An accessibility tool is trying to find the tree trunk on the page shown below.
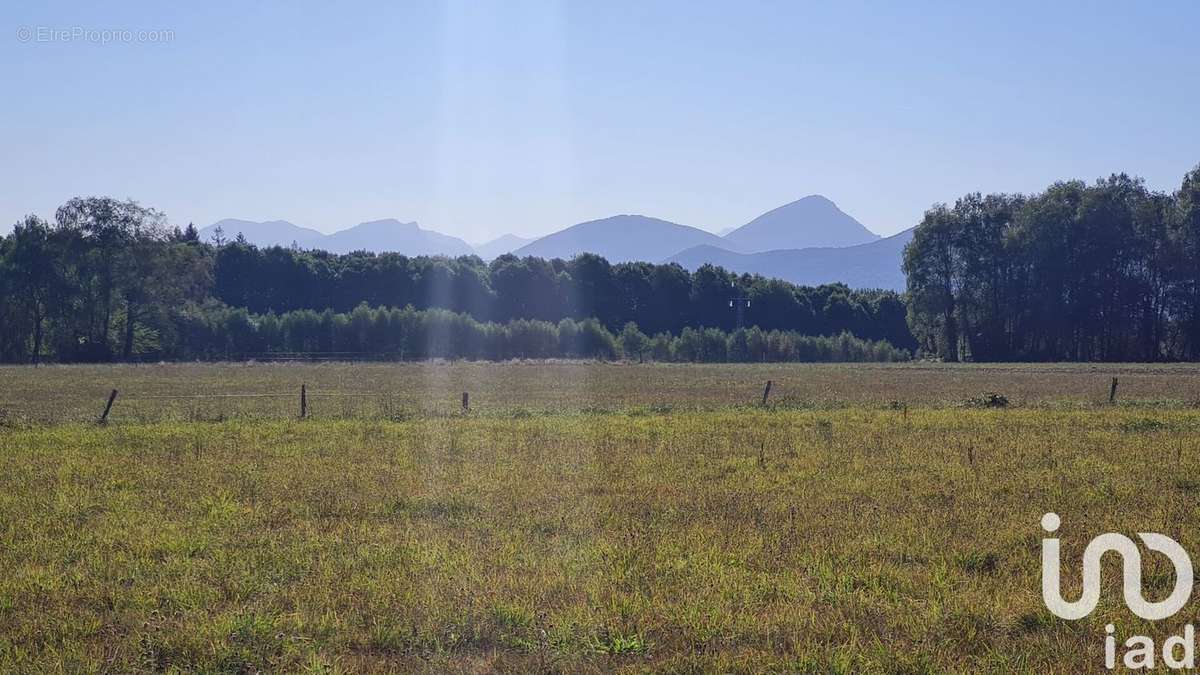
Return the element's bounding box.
[101,272,113,352]
[122,301,136,360]
[943,311,959,361]
[31,306,43,366]
[942,289,959,362]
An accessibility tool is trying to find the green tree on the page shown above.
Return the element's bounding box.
[3,216,70,362]
[618,321,649,361]
[903,205,961,360]
[55,197,170,359]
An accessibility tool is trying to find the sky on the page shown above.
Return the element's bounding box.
[3,1,1199,242]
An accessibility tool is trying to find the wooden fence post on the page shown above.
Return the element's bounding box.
[300,383,307,419]
[462,392,469,412]
[761,380,772,406]
[1109,377,1119,403]
[98,389,118,424]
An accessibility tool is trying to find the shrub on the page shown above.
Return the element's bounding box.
[963,392,1009,408]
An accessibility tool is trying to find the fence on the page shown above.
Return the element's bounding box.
[0,378,789,426]
[0,366,1143,427]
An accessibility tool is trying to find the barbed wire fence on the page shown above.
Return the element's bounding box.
[0,378,784,425]
[0,371,1141,427]
[0,386,471,425]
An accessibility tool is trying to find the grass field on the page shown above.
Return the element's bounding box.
[4,361,1200,424]
[3,362,1200,672]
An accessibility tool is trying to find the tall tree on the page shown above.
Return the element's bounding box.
[3,216,68,362]
[903,205,960,360]
[54,197,169,359]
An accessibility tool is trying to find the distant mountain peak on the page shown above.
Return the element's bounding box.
[323,218,472,255]
[354,218,419,229]
[723,194,879,252]
[667,227,914,291]
[514,214,738,263]
[794,194,836,204]
[474,233,534,260]
[198,217,473,256]
[199,218,326,248]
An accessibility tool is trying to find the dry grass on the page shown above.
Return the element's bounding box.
[3,361,1200,423]
[2,363,1199,671]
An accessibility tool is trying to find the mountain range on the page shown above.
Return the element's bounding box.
[199,195,909,290]
[666,228,913,291]
[202,219,327,249]
[200,218,474,256]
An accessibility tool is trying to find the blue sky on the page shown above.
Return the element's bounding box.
[3,1,1198,240]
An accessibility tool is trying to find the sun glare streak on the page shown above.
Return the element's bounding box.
[425,0,583,436]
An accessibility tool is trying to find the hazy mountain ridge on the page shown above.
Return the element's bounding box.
[198,218,474,256]
[666,228,914,291]
[200,219,327,249]
[323,219,474,256]
[474,234,534,260]
[513,214,738,263]
[198,194,905,290]
[723,195,879,251]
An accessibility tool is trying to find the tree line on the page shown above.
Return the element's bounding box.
[212,238,912,345]
[177,304,909,363]
[904,165,1200,361]
[0,196,913,363]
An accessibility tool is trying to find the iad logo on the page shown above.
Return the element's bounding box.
[1041,512,1193,620]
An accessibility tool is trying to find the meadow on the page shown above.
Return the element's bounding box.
[2,362,1200,672]
[4,361,1200,423]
